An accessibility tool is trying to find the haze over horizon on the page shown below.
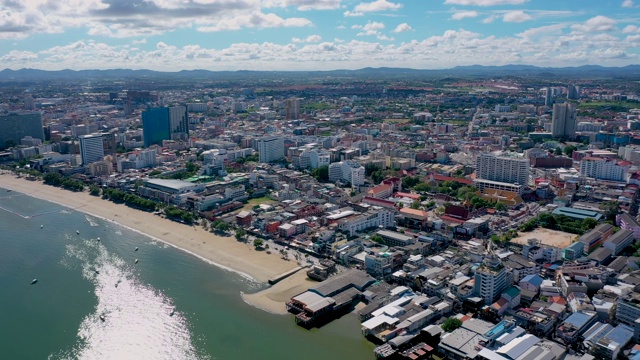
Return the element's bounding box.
[1,0,639,71]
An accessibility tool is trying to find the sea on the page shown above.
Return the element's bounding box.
[0,187,375,360]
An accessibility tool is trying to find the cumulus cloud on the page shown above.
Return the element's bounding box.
[197,12,312,32]
[344,11,364,17]
[393,23,412,33]
[263,0,342,11]
[571,15,617,32]
[623,25,640,33]
[503,10,532,23]
[1,26,637,71]
[451,10,479,20]
[353,0,402,13]
[444,0,526,5]
[292,34,322,43]
[622,0,634,7]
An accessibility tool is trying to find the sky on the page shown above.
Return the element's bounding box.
[0,0,639,71]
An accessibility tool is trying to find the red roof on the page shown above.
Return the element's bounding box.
[432,173,473,185]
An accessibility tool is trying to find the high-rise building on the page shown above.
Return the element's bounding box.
[257,137,285,163]
[79,134,105,165]
[328,160,365,186]
[0,112,44,150]
[24,95,35,110]
[545,87,553,107]
[101,132,117,159]
[285,98,300,120]
[168,106,189,141]
[567,85,579,100]
[142,107,170,147]
[579,158,630,182]
[474,255,508,305]
[551,103,577,139]
[476,152,529,186]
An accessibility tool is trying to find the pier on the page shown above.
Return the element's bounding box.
[268,264,310,285]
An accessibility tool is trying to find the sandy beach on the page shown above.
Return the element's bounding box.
[0,172,312,313]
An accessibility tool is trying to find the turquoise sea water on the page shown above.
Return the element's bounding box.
[0,188,374,359]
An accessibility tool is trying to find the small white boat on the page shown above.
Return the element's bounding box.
[135,259,139,264]
[99,315,106,322]
[31,279,38,285]
[135,247,139,251]
[40,225,43,229]
[76,230,80,234]
[97,237,100,241]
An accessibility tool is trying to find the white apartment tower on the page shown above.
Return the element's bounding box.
[328,160,365,186]
[79,134,105,165]
[476,152,529,186]
[551,103,577,139]
[474,255,508,305]
[257,137,285,163]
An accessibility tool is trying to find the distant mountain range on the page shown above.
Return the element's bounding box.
[1,64,640,81]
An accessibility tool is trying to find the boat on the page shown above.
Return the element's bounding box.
[95,270,100,274]
[169,310,175,317]
[40,225,43,229]
[76,230,80,234]
[31,279,38,285]
[99,315,106,322]
[135,259,139,264]
[97,237,100,241]
[135,247,139,251]
[7,189,12,192]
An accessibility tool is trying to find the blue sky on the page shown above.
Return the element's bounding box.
[0,0,639,70]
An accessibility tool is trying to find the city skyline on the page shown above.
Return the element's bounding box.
[0,0,639,71]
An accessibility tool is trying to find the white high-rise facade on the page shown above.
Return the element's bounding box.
[551,103,577,139]
[257,137,285,163]
[579,158,629,182]
[474,256,508,305]
[79,134,105,165]
[476,153,529,186]
[328,160,365,186]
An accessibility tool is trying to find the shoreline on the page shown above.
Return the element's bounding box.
[0,173,302,289]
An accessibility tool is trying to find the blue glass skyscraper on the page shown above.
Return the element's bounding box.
[142,108,170,147]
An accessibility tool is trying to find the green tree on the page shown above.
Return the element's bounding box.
[600,201,620,221]
[371,234,385,244]
[554,147,563,156]
[235,228,246,241]
[563,145,577,157]
[89,184,101,196]
[414,183,431,193]
[311,166,329,181]
[441,317,463,332]
[253,238,264,248]
[213,220,229,233]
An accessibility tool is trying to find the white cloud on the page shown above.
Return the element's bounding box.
[622,0,634,7]
[262,0,342,11]
[197,12,312,32]
[393,23,412,33]
[503,10,532,23]
[353,0,402,13]
[451,10,479,20]
[132,38,148,44]
[482,15,496,23]
[623,25,640,33]
[0,23,640,71]
[444,0,526,5]
[571,15,617,32]
[344,11,364,17]
[292,34,322,43]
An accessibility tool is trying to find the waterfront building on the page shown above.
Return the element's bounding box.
[551,103,577,139]
[257,137,285,163]
[142,107,170,147]
[0,112,44,150]
[79,134,105,165]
